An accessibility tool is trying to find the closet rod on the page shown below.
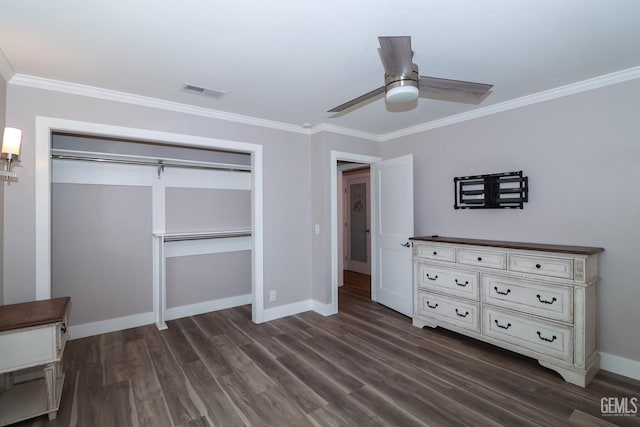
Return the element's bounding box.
[51,154,251,173]
[163,231,252,242]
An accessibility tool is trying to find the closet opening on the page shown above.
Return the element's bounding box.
[45,128,261,339]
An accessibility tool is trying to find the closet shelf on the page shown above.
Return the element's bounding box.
[51,149,251,172]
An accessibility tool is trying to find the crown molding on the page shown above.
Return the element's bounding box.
[8,65,640,143]
[309,123,381,142]
[0,48,15,83]
[8,74,311,135]
[380,66,640,142]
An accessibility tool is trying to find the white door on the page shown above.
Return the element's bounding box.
[344,171,371,275]
[372,155,414,316]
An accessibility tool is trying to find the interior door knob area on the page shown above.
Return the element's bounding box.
[401,242,411,247]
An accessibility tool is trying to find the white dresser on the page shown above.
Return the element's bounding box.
[411,236,603,387]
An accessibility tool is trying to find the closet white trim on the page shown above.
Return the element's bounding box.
[35,116,265,326]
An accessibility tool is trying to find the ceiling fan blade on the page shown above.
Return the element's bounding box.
[378,36,413,76]
[419,76,493,100]
[327,86,385,113]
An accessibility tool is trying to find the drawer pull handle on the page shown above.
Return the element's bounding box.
[426,274,438,281]
[494,319,511,329]
[537,331,557,343]
[61,323,67,334]
[433,251,437,255]
[535,264,542,269]
[494,286,511,296]
[426,301,439,309]
[455,279,469,287]
[536,294,557,305]
[477,257,483,261]
[455,308,469,318]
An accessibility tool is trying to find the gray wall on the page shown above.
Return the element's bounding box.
[165,188,251,233]
[51,184,153,324]
[166,251,251,308]
[381,79,640,363]
[3,84,312,311]
[0,74,5,305]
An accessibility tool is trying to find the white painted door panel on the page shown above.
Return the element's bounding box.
[372,155,414,316]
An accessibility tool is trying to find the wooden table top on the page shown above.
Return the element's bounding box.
[0,297,70,332]
[410,236,604,255]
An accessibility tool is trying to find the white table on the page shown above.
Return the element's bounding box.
[0,297,70,425]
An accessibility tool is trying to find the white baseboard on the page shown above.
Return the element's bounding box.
[312,300,337,316]
[69,294,252,339]
[165,294,251,321]
[600,352,640,381]
[69,312,155,339]
[263,300,313,322]
[261,299,337,322]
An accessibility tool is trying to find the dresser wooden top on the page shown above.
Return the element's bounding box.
[410,236,604,255]
[0,297,70,332]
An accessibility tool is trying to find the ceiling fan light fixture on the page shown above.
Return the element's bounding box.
[386,85,419,104]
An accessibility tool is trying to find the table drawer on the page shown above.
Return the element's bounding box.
[56,307,70,354]
[414,244,455,262]
[416,263,479,300]
[483,307,573,362]
[457,248,506,270]
[416,291,479,332]
[509,254,573,279]
[483,274,573,322]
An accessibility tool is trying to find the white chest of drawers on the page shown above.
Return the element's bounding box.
[411,236,603,387]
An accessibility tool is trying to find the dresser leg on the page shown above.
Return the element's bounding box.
[44,363,58,413]
[412,318,437,329]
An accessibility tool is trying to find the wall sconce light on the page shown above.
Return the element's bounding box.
[1,127,22,181]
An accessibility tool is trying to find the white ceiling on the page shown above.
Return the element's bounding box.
[1,1,640,137]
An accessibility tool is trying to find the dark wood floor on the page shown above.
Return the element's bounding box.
[343,269,371,300]
[15,274,640,426]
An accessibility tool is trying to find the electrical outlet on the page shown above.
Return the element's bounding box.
[269,290,277,302]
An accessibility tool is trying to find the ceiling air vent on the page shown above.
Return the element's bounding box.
[183,83,226,99]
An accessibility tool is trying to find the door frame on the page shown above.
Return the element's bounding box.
[34,116,265,323]
[330,151,381,314]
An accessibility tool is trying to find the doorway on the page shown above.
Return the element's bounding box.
[341,165,371,300]
[331,151,414,317]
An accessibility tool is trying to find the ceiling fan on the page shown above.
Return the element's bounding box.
[328,36,493,113]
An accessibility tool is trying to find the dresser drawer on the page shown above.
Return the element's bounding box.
[508,254,573,279]
[416,291,479,332]
[483,307,573,362]
[414,244,455,262]
[457,248,506,270]
[483,274,573,322]
[416,263,479,300]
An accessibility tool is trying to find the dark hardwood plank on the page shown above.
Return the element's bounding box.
[180,360,246,427]
[15,285,640,426]
[141,326,201,426]
[240,341,327,413]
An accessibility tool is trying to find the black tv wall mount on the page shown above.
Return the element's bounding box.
[454,170,528,209]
